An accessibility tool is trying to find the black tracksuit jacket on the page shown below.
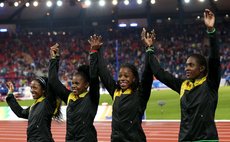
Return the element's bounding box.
[48,54,100,142]
[91,50,153,142]
[146,31,220,141]
[6,85,57,142]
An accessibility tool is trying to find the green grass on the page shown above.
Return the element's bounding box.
[146,89,180,119]
[98,86,230,119]
[215,86,230,119]
[0,99,34,107]
[146,86,230,120]
[1,86,229,119]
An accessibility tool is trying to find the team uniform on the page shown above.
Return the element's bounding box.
[6,86,57,142]
[146,31,220,141]
[48,55,100,142]
[91,50,153,142]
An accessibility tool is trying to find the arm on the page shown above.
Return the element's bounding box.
[204,9,221,91]
[139,51,153,104]
[89,51,100,104]
[98,49,117,97]
[147,51,183,93]
[141,28,183,93]
[48,44,71,104]
[45,44,60,112]
[88,35,117,98]
[6,82,29,119]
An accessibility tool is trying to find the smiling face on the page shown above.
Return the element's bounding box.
[118,67,136,91]
[185,56,205,80]
[30,80,44,100]
[71,74,89,96]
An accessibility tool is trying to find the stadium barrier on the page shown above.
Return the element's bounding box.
[0,105,113,121]
[0,103,147,121]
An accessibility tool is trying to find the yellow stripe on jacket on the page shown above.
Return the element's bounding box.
[180,76,207,98]
[113,89,132,100]
[30,96,45,111]
[67,91,88,104]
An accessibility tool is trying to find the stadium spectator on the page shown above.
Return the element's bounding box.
[49,43,100,142]
[225,74,230,86]
[5,76,62,142]
[88,34,153,142]
[142,9,220,141]
[0,20,229,85]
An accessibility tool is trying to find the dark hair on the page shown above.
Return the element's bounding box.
[74,65,90,83]
[119,63,139,91]
[189,54,208,75]
[53,98,62,121]
[35,76,48,91]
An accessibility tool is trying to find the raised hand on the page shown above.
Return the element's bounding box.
[6,81,14,95]
[204,9,215,31]
[141,28,156,48]
[50,43,60,59]
[88,34,103,51]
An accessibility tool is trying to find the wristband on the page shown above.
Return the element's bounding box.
[146,46,155,53]
[7,92,13,96]
[207,28,216,34]
[90,49,98,53]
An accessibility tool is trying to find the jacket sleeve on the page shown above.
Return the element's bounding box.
[89,52,100,104]
[139,52,153,103]
[48,58,71,104]
[97,49,117,99]
[45,82,58,115]
[147,50,183,94]
[6,93,29,119]
[207,30,221,91]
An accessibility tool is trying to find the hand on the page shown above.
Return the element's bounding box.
[204,9,215,31]
[141,28,156,48]
[88,34,103,51]
[6,81,14,94]
[50,43,60,59]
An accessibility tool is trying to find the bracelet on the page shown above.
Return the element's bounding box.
[90,49,98,53]
[207,28,216,34]
[146,46,155,52]
[146,48,154,52]
[7,92,13,96]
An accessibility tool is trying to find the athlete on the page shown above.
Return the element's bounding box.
[142,9,220,141]
[6,76,61,142]
[49,43,100,142]
[88,34,153,142]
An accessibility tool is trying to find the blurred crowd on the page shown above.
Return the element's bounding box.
[0,22,229,90]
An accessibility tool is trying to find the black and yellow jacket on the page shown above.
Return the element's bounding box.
[6,86,57,142]
[91,49,153,142]
[146,31,220,142]
[48,54,100,142]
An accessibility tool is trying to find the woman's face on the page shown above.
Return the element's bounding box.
[185,57,204,80]
[118,67,135,91]
[71,74,89,96]
[30,80,44,99]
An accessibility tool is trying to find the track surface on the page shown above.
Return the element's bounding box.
[0,121,229,142]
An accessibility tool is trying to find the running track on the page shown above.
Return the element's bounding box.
[0,121,229,142]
